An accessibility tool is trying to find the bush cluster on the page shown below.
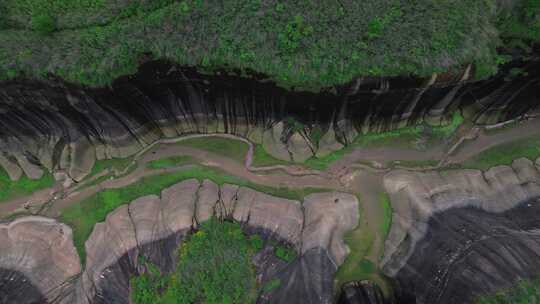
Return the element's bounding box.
[0,0,538,88]
[131,218,260,304]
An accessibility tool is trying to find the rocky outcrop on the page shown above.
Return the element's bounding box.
[0,179,359,304]
[302,192,359,265]
[382,157,540,303]
[1,60,538,180]
[0,217,81,303]
[316,127,344,158]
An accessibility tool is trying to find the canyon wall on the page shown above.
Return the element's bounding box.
[0,59,539,182]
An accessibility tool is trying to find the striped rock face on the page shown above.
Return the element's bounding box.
[0,179,358,304]
[381,158,540,304]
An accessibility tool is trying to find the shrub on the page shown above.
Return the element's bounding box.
[131,218,259,304]
[31,13,56,34]
[275,245,297,262]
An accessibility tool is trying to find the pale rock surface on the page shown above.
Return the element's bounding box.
[1,179,359,304]
[233,187,304,245]
[0,153,22,181]
[316,128,344,158]
[69,137,96,182]
[302,192,359,265]
[263,122,291,161]
[195,179,220,223]
[215,183,239,218]
[160,178,198,231]
[0,217,81,302]
[287,132,313,162]
[13,151,43,180]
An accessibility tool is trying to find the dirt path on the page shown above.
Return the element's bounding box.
[2,117,540,273]
[42,145,342,217]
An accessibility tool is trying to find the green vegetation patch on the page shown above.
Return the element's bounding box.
[304,147,350,171]
[90,157,134,177]
[262,278,281,293]
[356,126,423,149]
[431,111,465,139]
[179,137,248,164]
[0,168,54,203]
[303,112,464,170]
[335,223,377,286]
[146,155,194,169]
[462,135,540,170]
[251,144,290,167]
[0,0,511,89]
[131,217,259,304]
[274,245,297,263]
[379,192,393,243]
[475,278,540,303]
[60,164,329,263]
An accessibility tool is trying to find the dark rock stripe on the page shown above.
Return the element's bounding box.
[0,268,47,304]
[395,197,540,304]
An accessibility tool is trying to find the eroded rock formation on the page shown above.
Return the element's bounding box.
[382,157,540,303]
[0,179,359,304]
[1,59,539,182]
[0,217,80,303]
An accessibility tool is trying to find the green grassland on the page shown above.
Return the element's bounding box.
[1,0,538,89]
[131,218,297,303]
[462,135,540,170]
[0,168,54,202]
[146,155,194,169]
[379,192,393,251]
[90,157,133,176]
[335,195,387,294]
[251,144,290,167]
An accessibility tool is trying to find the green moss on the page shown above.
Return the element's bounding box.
[251,144,290,167]
[475,278,540,303]
[179,136,249,164]
[431,111,465,138]
[60,164,329,263]
[356,126,424,149]
[262,278,281,293]
[379,192,392,246]
[274,245,297,263]
[304,147,350,171]
[146,156,194,169]
[0,168,55,203]
[304,112,464,170]
[462,135,540,170]
[131,217,259,304]
[335,195,372,283]
[90,157,134,177]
